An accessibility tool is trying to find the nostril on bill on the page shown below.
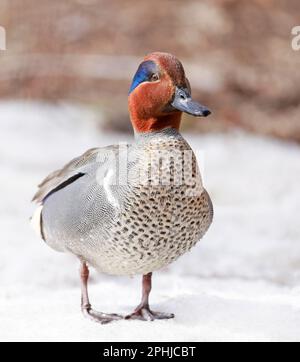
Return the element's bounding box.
[202,109,211,117]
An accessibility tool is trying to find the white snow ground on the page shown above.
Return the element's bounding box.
[1,101,300,342]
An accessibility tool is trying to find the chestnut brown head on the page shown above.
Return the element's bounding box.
[128,52,211,133]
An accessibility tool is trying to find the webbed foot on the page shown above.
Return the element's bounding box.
[125,305,174,321]
[81,303,123,324]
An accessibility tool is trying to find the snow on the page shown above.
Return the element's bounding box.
[1,100,300,342]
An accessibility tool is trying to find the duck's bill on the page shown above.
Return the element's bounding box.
[171,87,211,117]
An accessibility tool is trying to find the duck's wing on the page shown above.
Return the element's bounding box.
[32,145,120,204]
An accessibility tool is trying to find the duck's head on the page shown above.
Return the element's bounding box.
[128,52,211,134]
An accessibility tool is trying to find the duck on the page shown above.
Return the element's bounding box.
[31,52,213,323]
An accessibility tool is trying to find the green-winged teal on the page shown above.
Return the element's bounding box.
[32,52,213,323]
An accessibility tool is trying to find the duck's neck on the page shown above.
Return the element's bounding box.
[131,113,182,135]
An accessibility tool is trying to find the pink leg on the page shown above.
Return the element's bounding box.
[80,262,122,324]
[125,273,174,321]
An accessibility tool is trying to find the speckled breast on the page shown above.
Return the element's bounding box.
[88,135,213,276]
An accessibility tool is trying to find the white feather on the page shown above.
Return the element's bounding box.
[103,169,119,208]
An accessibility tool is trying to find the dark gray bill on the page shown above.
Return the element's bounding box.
[171,87,211,117]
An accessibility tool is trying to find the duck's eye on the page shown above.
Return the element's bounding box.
[150,73,159,82]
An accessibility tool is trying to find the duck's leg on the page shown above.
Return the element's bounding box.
[80,261,122,324]
[125,272,174,321]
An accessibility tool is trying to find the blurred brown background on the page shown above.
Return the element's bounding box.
[1,0,299,140]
